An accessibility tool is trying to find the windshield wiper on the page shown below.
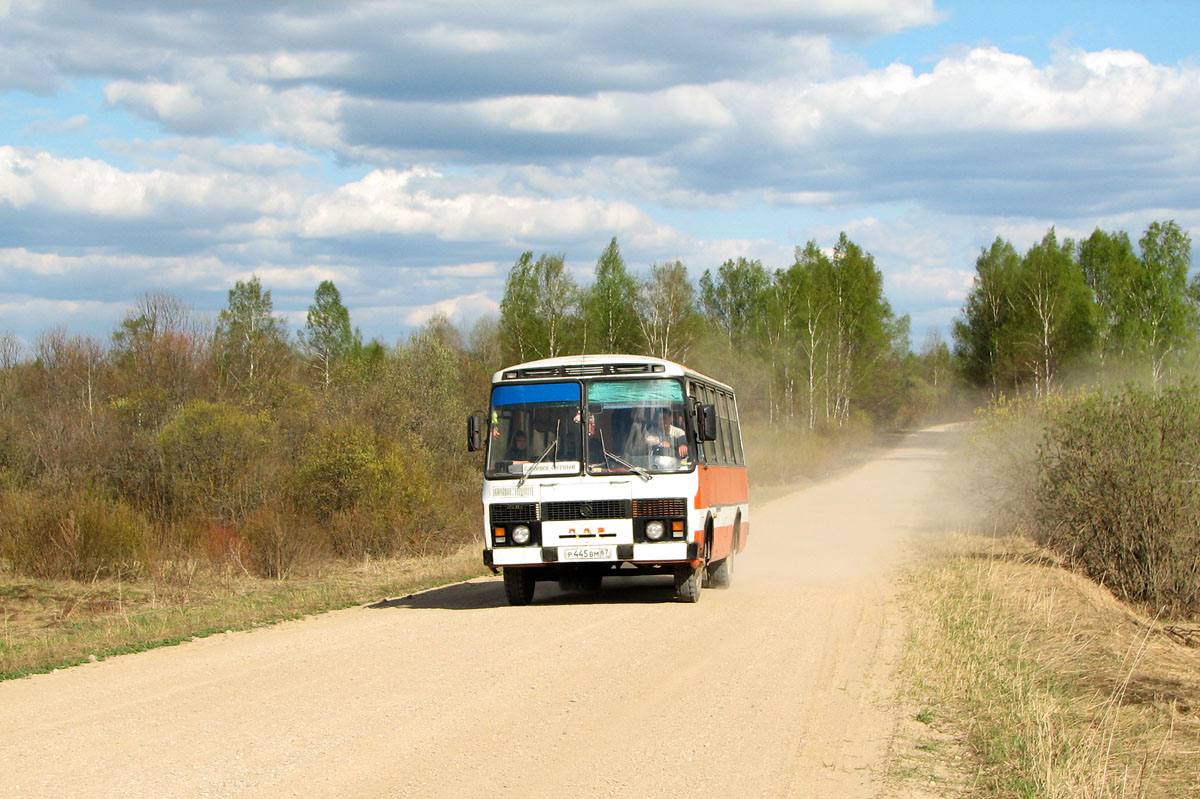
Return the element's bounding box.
[517,420,560,489]
[598,428,652,482]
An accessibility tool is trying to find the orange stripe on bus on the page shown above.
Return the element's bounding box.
[694,464,749,509]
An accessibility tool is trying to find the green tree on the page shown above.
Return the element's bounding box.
[637,261,702,361]
[1131,220,1196,385]
[498,252,580,362]
[301,280,358,388]
[214,276,290,403]
[1011,229,1095,396]
[825,233,895,425]
[953,237,1021,393]
[699,257,770,349]
[1078,228,1138,363]
[580,237,642,354]
[791,242,834,429]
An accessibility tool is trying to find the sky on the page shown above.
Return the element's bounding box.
[1,0,1198,349]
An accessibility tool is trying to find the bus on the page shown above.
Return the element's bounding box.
[467,354,749,604]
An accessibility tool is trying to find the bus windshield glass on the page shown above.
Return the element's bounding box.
[486,382,583,479]
[585,378,692,475]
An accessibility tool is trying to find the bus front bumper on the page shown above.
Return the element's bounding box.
[484,542,698,568]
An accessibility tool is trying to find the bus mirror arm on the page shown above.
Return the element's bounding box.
[697,404,718,442]
[467,414,484,452]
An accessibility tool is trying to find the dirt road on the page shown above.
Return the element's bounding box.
[0,427,955,798]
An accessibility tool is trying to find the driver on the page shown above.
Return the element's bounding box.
[504,429,530,461]
[645,407,687,459]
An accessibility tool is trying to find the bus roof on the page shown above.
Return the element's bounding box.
[492,354,734,393]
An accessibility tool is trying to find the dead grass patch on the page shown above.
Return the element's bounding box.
[899,534,1200,798]
[0,546,487,681]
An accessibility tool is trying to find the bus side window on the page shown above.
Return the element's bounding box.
[728,394,745,465]
[688,381,707,464]
[717,392,735,465]
[708,385,728,464]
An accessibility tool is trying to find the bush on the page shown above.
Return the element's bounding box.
[241,506,325,579]
[158,400,274,521]
[1037,384,1200,617]
[289,423,433,557]
[1,488,152,579]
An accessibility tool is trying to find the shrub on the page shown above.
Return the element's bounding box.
[2,488,152,579]
[291,425,431,514]
[158,400,274,521]
[1037,384,1200,617]
[241,506,325,579]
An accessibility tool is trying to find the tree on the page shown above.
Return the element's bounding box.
[699,257,770,349]
[824,233,894,425]
[580,237,642,354]
[214,276,290,402]
[301,280,358,388]
[790,242,834,429]
[637,261,701,361]
[499,251,539,363]
[953,237,1021,393]
[1130,220,1196,385]
[498,252,580,362]
[110,292,207,427]
[1078,228,1138,363]
[919,329,953,390]
[1012,229,1095,396]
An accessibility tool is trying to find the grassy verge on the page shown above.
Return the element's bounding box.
[897,535,1200,798]
[0,547,487,681]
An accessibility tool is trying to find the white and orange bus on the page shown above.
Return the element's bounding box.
[467,355,749,604]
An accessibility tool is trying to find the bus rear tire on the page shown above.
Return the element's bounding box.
[707,548,734,589]
[503,568,536,605]
[674,563,702,603]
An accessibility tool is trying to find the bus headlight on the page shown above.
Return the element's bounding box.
[511,525,532,545]
[645,520,665,541]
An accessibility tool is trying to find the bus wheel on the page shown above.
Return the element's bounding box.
[707,547,734,589]
[673,563,702,603]
[503,568,536,605]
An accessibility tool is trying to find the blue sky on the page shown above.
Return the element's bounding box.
[1,0,1198,349]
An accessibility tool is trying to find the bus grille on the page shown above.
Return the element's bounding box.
[490,503,539,524]
[541,499,631,521]
[632,498,688,518]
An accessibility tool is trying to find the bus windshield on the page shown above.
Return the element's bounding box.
[486,382,583,479]
[585,378,692,475]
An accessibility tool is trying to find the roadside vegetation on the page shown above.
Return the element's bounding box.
[1,233,954,678]
[893,218,1200,796]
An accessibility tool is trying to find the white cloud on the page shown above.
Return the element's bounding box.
[298,167,684,248]
[889,266,974,302]
[428,261,500,278]
[0,146,305,220]
[402,291,500,326]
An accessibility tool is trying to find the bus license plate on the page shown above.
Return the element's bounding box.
[560,545,616,562]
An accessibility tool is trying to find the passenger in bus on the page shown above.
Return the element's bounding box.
[504,429,529,462]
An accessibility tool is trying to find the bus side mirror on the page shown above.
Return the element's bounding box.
[697,404,718,442]
[467,415,484,452]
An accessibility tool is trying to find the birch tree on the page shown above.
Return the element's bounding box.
[581,237,642,354]
[637,261,701,361]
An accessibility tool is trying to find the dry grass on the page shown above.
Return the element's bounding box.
[899,534,1200,798]
[0,547,487,681]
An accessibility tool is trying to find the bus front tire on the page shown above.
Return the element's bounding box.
[503,568,536,605]
[707,548,735,589]
[674,563,703,603]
